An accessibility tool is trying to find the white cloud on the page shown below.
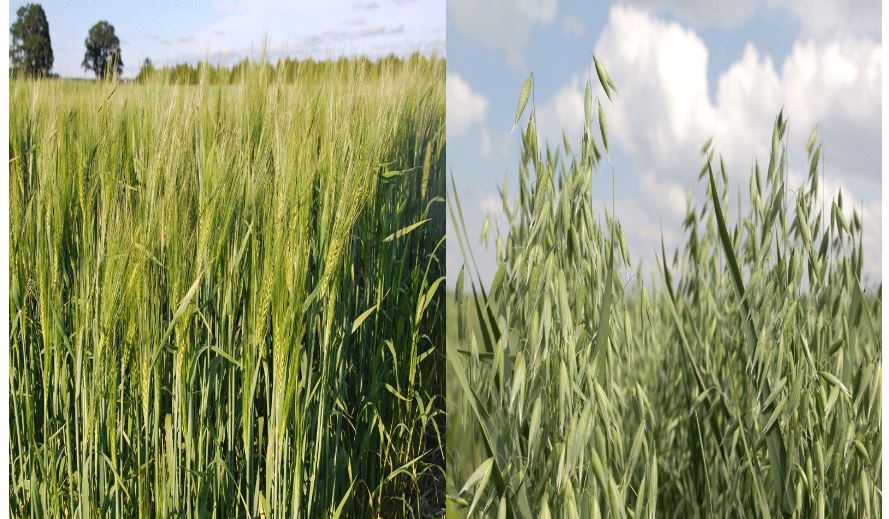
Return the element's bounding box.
[562,15,584,37]
[596,7,715,172]
[780,37,881,193]
[768,0,880,37]
[448,0,557,70]
[517,0,557,22]
[859,202,881,283]
[609,198,682,266]
[155,0,444,68]
[480,126,494,158]
[626,0,880,36]
[625,0,758,28]
[447,73,490,138]
[479,194,504,214]
[537,74,585,143]
[536,5,881,276]
[590,5,880,183]
[640,173,688,219]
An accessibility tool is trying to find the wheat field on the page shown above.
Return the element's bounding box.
[10,56,445,517]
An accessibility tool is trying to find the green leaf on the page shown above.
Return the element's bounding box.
[498,496,507,519]
[383,218,430,242]
[417,275,445,322]
[331,478,356,519]
[461,457,494,516]
[708,165,755,350]
[351,303,379,334]
[528,396,542,452]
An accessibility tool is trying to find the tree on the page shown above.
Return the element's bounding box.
[82,21,122,78]
[10,3,54,78]
[136,58,154,83]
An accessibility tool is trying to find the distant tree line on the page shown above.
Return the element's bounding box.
[10,2,122,79]
[135,53,437,85]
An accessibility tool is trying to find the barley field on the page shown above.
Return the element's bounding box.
[10,56,445,517]
[447,59,880,518]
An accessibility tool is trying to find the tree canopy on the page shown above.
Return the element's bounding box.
[82,21,122,78]
[136,58,155,82]
[10,3,54,77]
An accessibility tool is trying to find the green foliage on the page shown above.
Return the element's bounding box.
[136,58,155,82]
[10,56,445,517]
[133,53,435,85]
[448,56,880,518]
[82,20,122,79]
[10,3,54,78]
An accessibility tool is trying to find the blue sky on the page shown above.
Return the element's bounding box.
[9,0,445,78]
[447,0,881,285]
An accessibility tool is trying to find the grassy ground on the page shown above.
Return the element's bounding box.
[447,61,880,518]
[10,56,445,517]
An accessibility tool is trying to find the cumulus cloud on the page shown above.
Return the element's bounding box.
[537,74,585,142]
[626,0,758,28]
[538,5,880,276]
[596,7,716,171]
[448,0,557,69]
[780,37,881,192]
[591,5,880,178]
[447,73,490,137]
[771,0,880,36]
[627,0,880,36]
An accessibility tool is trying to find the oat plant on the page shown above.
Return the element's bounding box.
[447,56,880,518]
